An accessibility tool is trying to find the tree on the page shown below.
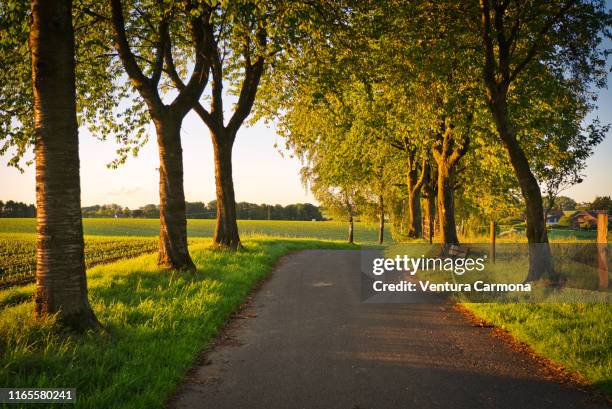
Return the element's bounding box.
[172,2,268,250]
[108,0,211,270]
[312,181,359,244]
[554,196,577,211]
[591,196,612,212]
[421,162,437,243]
[168,1,330,249]
[1,0,146,170]
[477,0,610,281]
[30,0,99,330]
[537,116,607,219]
[457,129,523,237]
[433,117,471,246]
[1,0,206,270]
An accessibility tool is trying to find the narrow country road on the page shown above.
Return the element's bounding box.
[169,250,606,409]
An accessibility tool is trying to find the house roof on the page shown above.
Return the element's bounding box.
[563,210,608,218]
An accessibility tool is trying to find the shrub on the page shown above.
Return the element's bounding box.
[557,216,571,228]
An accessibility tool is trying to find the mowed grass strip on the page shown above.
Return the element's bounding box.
[0,233,158,286]
[464,303,612,395]
[0,218,392,244]
[0,237,355,409]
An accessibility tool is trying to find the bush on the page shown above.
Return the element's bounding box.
[557,216,570,228]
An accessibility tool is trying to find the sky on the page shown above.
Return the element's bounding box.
[0,109,317,208]
[1,29,611,209]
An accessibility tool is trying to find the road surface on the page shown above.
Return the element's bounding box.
[169,250,606,409]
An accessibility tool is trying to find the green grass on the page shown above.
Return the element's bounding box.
[0,237,356,409]
[461,228,608,243]
[0,218,392,244]
[464,303,612,395]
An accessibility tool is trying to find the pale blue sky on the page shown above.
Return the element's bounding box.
[1,26,611,208]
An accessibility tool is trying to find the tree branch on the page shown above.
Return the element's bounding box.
[110,0,162,112]
[226,26,267,138]
[509,0,577,82]
[169,4,212,118]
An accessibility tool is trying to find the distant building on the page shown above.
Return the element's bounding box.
[567,210,603,230]
[546,209,564,225]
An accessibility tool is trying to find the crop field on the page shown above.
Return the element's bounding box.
[0,233,158,286]
[0,218,388,286]
[0,218,603,287]
[0,218,391,241]
[0,218,602,288]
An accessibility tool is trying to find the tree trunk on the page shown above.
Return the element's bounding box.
[437,165,459,246]
[406,171,423,238]
[212,131,241,249]
[422,195,436,244]
[407,188,422,238]
[348,213,354,244]
[489,98,555,281]
[31,0,99,331]
[422,162,437,244]
[378,194,385,245]
[154,114,195,271]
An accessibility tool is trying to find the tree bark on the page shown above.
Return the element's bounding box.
[212,130,241,249]
[378,194,385,245]
[154,114,195,270]
[31,0,99,331]
[437,164,459,246]
[433,121,468,247]
[406,177,422,238]
[348,213,354,244]
[422,195,436,244]
[404,152,425,238]
[422,163,437,244]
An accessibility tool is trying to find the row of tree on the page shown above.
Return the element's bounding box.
[0,0,352,330]
[0,1,609,331]
[0,200,36,217]
[0,200,323,220]
[546,195,612,213]
[81,201,323,220]
[253,0,610,282]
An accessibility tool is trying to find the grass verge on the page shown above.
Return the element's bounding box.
[0,237,355,409]
[463,303,612,396]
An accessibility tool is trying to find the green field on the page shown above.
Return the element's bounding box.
[0,233,158,286]
[0,218,391,243]
[0,218,388,285]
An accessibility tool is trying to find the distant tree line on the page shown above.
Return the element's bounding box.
[545,195,612,213]
[82,201,323,221]
[0,200,36,217]
[7,197,610,220]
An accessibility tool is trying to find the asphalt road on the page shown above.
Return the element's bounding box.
[168,250,607,409]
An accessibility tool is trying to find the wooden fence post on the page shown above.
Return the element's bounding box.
[490,219,496,263]
[597,212,608,290]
